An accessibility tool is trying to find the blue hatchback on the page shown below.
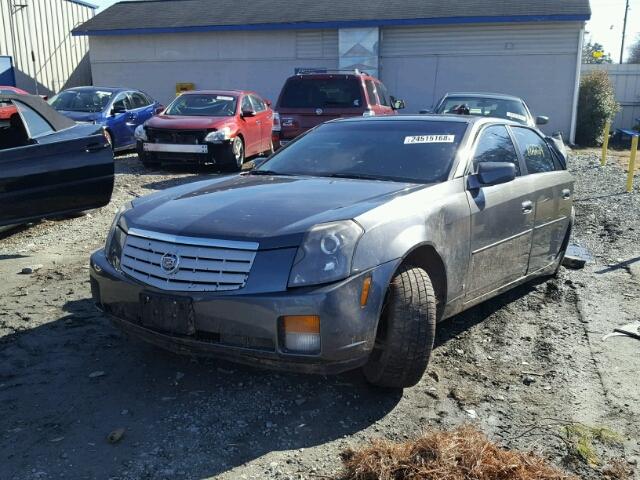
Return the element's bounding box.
[49,86,163,151]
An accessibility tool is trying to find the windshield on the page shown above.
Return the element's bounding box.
[279,77,364,109]
[257,120,466,183]
[49,90,113,113]
[165,94,237,116]
[436,96,530,124]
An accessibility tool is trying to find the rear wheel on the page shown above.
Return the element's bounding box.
[363,265,437,389]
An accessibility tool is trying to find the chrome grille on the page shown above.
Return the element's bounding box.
[120,228,258,292]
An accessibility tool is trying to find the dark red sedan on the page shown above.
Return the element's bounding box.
[135,90,274,171]
[0,86,29,121]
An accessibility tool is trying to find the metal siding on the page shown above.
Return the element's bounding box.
[90,30,339,104]
[380,23,582,138]
[0,0,94,94]
[582,64,640,130]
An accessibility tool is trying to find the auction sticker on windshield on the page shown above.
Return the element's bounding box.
[404,135,455,144]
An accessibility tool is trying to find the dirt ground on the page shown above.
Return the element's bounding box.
[0,151,639,480]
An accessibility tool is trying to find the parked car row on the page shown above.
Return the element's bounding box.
[2,74,573,389]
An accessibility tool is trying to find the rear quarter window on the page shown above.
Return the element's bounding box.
[279,77,364,109]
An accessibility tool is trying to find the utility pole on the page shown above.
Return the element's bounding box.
[620,0,630,63]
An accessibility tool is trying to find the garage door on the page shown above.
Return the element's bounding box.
[380,23,582,137]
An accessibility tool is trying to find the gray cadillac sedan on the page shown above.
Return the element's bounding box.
[90,115,573,388]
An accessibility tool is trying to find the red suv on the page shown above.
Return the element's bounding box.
[274,69,404,147]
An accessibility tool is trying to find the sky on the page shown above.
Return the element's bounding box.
[90,0,640,63]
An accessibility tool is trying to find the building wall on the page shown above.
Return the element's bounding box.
[88,21,582,139]
[89,30,338,105]
[379,22,583,139]
[0,0,94,95]
[582,63,640,130]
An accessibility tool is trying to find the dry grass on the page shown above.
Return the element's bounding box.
[336,425,578,480]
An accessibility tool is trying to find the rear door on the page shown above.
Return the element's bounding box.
[0,99,114,226]
[510,126,573,273]
[464,124,537,302]
[130,91,155,126]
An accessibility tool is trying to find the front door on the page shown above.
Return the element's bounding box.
[510,126,574,273]
[108,92,135,148]
[240,95,260,156]
[464,124,536,302]
[0,100,114,226]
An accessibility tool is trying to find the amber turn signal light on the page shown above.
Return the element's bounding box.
[360,276,372,307]
[282,316,321,354]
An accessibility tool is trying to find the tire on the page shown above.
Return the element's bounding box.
[223,137,245,172]
[140,155,160,169]
[552,221,573,276]
[363,265,437,389]
[104,130,114,150]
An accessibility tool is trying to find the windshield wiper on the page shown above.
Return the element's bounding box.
[325,173,392,181]
[247,170,294,176]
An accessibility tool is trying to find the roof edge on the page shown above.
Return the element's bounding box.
[73,13,591,36]
[66,0,97,9]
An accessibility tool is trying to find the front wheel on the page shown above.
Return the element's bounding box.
[363,265,437,389]
[222,137,245,172]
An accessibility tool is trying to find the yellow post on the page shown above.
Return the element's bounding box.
[601,121,611,166]
[627,134,638,193]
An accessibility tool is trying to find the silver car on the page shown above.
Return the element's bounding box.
[90,115,573,388]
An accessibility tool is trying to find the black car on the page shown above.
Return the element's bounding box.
[0,94,114,228]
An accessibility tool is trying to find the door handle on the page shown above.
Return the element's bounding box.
[521,200,533,214]
[86,143,105,153]
[562,189,571,199]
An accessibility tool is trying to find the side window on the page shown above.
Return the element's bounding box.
[472,125,520,175]
[241,96,254,112]
[249,95,266,112]
[130,92,150,109]
[511,127,556,174]
[376,82,391,107]
[112,93,131,112]
[14,101,54,138]
[364,80,379,105]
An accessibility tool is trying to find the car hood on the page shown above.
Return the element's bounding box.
[145,114,232,130]
[125,175,420,249]
[56,110,103,123]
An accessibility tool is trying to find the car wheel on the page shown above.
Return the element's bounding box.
[362,264,437,389]
[224,137,244,172]
[104,130,114,150]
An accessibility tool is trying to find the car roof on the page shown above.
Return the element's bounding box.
[182,90,249,96]
[0,85,28,94]
[441,92,524,102]
[332,113,523,127]
[63,86,129,93]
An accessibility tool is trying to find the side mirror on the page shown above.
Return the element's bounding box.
[111,105,126,116]
[390,96,405,110]
[536,115,549,126]
[467,162,516,190]
[241,108,256,117]
[155,105,165,115]
[265,99,272,107]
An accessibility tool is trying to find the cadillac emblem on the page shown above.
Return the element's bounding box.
[160,252,180,274]
[315,108,323,116]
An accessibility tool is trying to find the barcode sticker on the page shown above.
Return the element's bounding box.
[404,135,455,144]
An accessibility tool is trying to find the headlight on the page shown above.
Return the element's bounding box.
[205,127,231,143]
[134,124,147,141]
[105,202,132,271]
[288,220,364,287]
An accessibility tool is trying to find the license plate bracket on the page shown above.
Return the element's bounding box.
[140,293,195,335]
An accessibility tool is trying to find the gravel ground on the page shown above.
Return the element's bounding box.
[0,151,638,480]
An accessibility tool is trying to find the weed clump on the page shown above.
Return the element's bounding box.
[337,425,577,480]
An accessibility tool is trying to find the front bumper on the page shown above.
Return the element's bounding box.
[136,140,232,166]
[90,249,399,374]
